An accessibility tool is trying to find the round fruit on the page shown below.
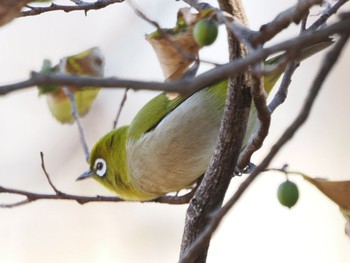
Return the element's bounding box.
[277,180,299,208]
[193,19,218,46]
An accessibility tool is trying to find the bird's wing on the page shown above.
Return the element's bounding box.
[127,92,190,141]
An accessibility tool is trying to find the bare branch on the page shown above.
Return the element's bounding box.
[0,184,196,207]
[179,1,250,262]
[237,76,271,169]
[268,61,297,112]
[308,0,349,31]
[250,0,323,45]
[0,152,196,208]
[63,87,90,162]
[40,151,63,195]
[20,0,124,17]
[1,17,348,96]
[113,88,129,129]
[179,31,350,263]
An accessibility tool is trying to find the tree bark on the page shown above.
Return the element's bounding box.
[179,1,250,262]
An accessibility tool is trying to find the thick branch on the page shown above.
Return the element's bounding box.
[179,30,350,263]
[179,1,250,262]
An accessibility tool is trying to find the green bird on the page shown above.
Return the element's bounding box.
[77,41,332,201]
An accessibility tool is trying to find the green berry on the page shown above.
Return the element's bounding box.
[277,180,299,208]
[193,19,218,46]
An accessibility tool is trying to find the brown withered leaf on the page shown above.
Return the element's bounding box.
[303,175,350,210]
[147,31,199,81]
[303,175,350,237]
[146,7,215,81]
[0,0,30,26]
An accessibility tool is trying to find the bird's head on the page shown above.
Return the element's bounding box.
[77,126,130,195]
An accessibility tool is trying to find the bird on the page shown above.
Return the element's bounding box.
[77,40,332,201]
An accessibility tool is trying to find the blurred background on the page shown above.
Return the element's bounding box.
[0,0,349,262]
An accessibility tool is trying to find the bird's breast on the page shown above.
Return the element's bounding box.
[126,88,225,196]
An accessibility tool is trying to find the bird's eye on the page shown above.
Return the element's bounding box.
[94,57,103,67]
[94,158,107,177]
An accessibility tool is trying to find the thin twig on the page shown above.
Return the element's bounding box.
[0,152,196,208]
[268,61,297,112]
[237,76,271,169]
[40,151,63,195]
[0,185,196,207]
[113,88,129,129]
[63,87,90,162]
[20,0,124,17]
[307,0,349,31]
[0,198,31,208]
[250,0,323,45]
[179,32,350,263]
[301,10,310,32]
[265,166,309,177]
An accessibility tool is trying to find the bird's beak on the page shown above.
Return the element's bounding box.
[76,170,94,181]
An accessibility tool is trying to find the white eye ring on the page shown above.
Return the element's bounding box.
[94,158,107,177]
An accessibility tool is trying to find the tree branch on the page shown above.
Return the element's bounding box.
[0,152,197,208]
[179,30,350,263]
[308,0,349,31]
[63,87,90,162]
[250,0,323,45]
[20,0,124,17]
[237,75,271,169]
[1,16,348,96]
[268,61,297,112]
[179,0,250,262]
[113,88,129,129]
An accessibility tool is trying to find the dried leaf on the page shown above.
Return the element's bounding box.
[147,31,199,81]
[303,175,350,210]
[303,175,350,238]
[0,0,30,26]
[146,8,216,81]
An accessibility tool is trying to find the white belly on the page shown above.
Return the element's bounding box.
[126,88,225,196]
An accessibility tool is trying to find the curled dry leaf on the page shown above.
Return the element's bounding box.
[303,175,350,237]
[146,7,215,81]
[146,31,199,81]
[302,175,350,211]
[0,0,30,26]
